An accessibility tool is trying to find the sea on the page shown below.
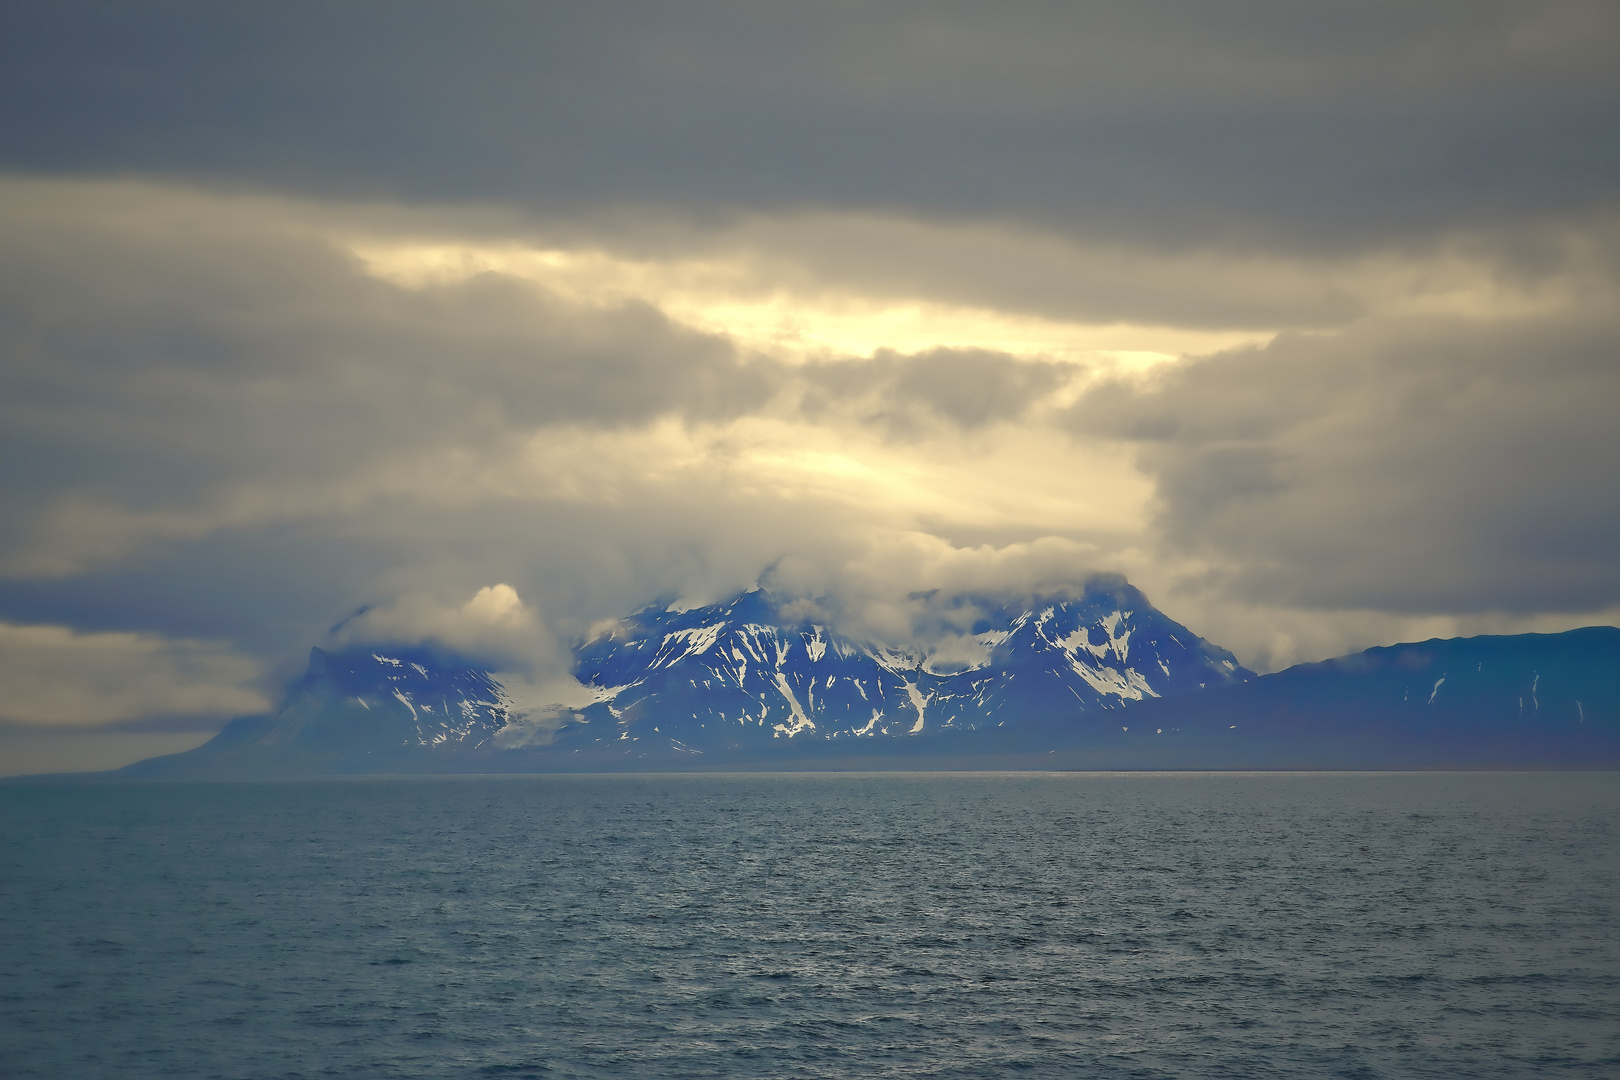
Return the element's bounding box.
[2,772,1617,1079]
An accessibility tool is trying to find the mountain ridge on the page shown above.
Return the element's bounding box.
[89,584,1620,776]
[566,580,1252,752]
[1090,625,1620,768]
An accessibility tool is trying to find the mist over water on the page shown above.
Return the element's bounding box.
[3,773,1617,1079]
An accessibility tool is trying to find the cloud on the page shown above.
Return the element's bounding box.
[1068,306,1620,616]
[0,622,268,728]
[0,179,787,578]
[330,582,625,745]
[349,209,1607,351]
[2,4,1616,251]
[760,533,1116,645]
[332,584,561,675]
[0,180,1155,615]
[0,173,1615,744]
[800,348,1078,435]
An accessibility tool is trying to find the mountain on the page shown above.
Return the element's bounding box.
[1089,626,1620,768]
[112,586,1620,776]
[566,581,1251,755]
[122,646,518,775]
[122,579,1251,774]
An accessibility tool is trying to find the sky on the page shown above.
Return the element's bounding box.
[2,1,1618,774]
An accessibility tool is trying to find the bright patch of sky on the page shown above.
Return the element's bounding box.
[349,237,1267,369]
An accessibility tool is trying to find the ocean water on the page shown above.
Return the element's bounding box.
[1,773,1617,1079]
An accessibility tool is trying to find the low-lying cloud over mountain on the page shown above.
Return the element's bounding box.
[1,4,1616,772]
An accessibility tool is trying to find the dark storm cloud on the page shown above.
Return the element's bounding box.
[1068,308,1620,615]
[2,2,1616,251]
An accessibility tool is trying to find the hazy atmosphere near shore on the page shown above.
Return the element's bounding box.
[2,2,1619,774]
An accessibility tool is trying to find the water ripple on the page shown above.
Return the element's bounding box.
[1,772,1617,1079]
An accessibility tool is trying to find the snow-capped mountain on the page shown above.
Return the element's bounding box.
[127,577,1252,772]
[190,646,517,762]
[115,602,1618,776]
[561,579,1252,756]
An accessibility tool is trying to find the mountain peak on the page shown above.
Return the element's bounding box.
[565,579,1252,755]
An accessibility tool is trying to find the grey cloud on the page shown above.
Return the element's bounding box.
[1069,309,1620,615]
[0,187,779,560]
[328,584,566,681]
[0,220,766,433]
[4,171,1615,762]
[757,536,1117,649]
[800,348,1076,434]
[0,184,856,685]
[0,184,1114,685]
[0,482,858,691]
[1,2,1615,253]
[0,621,267,729]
